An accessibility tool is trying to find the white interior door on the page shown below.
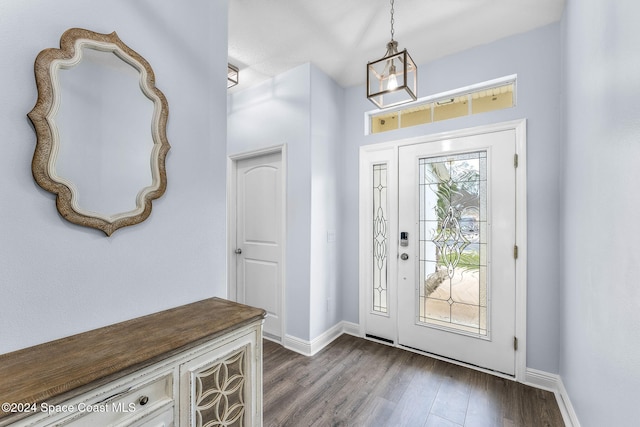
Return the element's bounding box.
[235,152,283,339]
[397,130,516,375]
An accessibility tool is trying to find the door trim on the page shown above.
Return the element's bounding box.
[227,144,287,344]
[359,119,527,381]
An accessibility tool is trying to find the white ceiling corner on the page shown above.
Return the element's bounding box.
[228,0,565,92]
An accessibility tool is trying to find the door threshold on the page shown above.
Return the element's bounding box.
[362,334,515,380]
[365,334,394,345]
[397,342,516,380]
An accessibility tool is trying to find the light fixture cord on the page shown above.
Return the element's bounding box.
[389,0,395,42]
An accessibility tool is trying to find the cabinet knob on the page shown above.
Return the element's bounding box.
[138,395,149,406]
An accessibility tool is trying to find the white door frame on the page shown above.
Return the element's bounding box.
[227,144,287,344]
[359,120,527,381]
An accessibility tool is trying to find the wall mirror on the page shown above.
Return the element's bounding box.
[28,28,170,236]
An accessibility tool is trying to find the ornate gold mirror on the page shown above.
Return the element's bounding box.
[28,28,170,236]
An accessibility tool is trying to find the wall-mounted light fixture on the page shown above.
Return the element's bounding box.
[367,0,417,109]
[227,63,239,89]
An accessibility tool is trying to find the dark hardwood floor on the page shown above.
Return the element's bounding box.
[262,335,564,427]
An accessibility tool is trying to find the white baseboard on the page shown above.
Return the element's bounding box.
[282,334,313,356]
[524,368,580,427]
[555,376,581,427]
[282,321,360,357]
[524,368,558,392]
[340,321,360,337]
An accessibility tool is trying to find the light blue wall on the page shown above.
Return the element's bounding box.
[228,63,345,342]
[341,23,563,373]
[228,64,313,340]
[309,66,344,339]
[560,0,640,425]
[0,0,229,354]
[229,24,563,370]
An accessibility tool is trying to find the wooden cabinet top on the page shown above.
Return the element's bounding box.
[0,298,265,422]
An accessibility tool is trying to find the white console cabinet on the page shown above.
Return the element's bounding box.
[0,298,265,427]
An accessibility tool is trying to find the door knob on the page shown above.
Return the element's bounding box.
[235,248,242,254]
[400,253,409,260]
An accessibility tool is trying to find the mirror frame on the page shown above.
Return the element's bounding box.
[28,28,170,236]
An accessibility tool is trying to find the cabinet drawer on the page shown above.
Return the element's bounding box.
[116,407,173,427]
[58,374,173,426]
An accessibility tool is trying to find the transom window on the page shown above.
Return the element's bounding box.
[368,76,516,135]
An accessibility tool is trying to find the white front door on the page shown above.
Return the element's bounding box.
[397,130,516,375]
[235,151,283,339]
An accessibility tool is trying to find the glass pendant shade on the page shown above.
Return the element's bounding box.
[367,44,417,109]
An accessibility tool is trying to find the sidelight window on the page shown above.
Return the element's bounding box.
[372,163,389,314]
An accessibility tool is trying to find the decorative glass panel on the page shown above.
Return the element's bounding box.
[418,152,487,336]
[194,348,246,427]
[372,164,389,314]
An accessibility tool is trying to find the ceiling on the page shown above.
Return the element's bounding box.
[228,0,565,92]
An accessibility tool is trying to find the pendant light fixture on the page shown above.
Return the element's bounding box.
[227,63,239,89]
[367,0,417,108]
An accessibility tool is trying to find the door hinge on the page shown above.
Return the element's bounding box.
[514,154,519,168]
[514,336,519,351]
[513,245,519,259]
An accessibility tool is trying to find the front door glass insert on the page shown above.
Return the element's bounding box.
[418,151,487,336]
[372,163,389,314]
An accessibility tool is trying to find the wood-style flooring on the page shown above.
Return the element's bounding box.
[262,335,564,427]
